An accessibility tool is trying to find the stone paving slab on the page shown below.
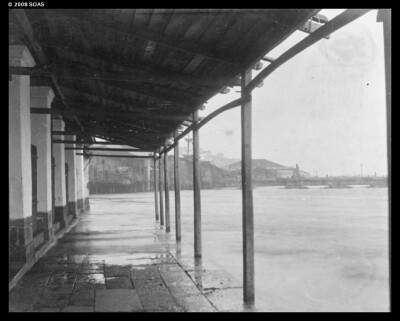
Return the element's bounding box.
[172,256,221,272]
[41,254,87,265]
[104,264,131,277]
[105,277,133,289]
[131,265,160,279]
[204,288,256,312]
[173,294,217,312]
[61,306,94,312]
[69,289,95,307]
[143,305,185,312]
[47,273,77,286]
[14,271,50,288]
[168,284,203,297]
[9,197,251,312]
[26,307,62,312]
[132,278,167,291]
[157,263,186,272]
[32,285,74,309]
[82,257,105,265]
[75,274,106,290]
[79,264,104,275]
[151,256,177,264]
[10,247,248,312]
[187,269,242,290]
[159,270,196,287]
[95,289,144,312]
[139,290,182,312]
[30,262,80,274]
[9,285,46,311]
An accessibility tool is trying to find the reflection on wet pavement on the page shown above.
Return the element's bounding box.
[9,194,252,312]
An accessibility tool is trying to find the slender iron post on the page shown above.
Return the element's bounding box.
[377,9,391,309]
[174,128,181,241]
[164,142,170,233]
[153,153,159,221]
[241,68,254,303]
[158,149,164,226]
[193,110,202,257]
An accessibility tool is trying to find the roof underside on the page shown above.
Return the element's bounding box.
[9,9,317,150]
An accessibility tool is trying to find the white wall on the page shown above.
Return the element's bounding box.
[75,150,84,201]
[9,45,35,219]
[64,135,77,203]
[53,118,66,206]
[83,157,90,198]
[30,86,54,213]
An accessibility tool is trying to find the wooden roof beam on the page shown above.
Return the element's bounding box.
[9,54,226,90]
[76,127,168,144]
[69,122,170,138]
[53,103,193,122]
[57,80,196,111]
[52,130,170,139]
[80,114,173,134]
[51,46,227,88]
[66,147,156,152]
[75,153,153,159]
[56,106,168,134]
[45,9,243,67]
[55,129,165,145]
[96,80,200,110]
[90,134,161,149]
[55,136,158,149]
[39,62,202,108]
[53,140,118,145]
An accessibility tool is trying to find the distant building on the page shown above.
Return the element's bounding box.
[162,155,231,190]
[227,159,310,182]
[90,152,310,193]
[88,148,151,194]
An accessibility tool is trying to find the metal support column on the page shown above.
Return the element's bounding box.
[158,149,164,226]
[174,128,181,241]
[241,68,254,303]
[153,153,159,221]
[164,143,170,233]
[193,110,202,257]
[377,9,391,307]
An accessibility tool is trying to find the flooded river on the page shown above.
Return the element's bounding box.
[90,186,389,312]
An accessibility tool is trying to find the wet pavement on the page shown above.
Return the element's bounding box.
[9,194,258,312]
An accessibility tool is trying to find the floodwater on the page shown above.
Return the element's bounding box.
[90,186,390,312]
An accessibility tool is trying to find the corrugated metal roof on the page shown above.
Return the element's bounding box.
[10,9,318,150]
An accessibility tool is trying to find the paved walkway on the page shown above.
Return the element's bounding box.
[9,194,257,312]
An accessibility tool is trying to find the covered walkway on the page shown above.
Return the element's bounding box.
[9,8,390,311]
[9,194,260,312]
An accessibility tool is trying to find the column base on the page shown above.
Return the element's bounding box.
[68,201,78,218]
[9,217,35,263]
[77,198,83,213]
[37,211,54,242]
[54,205,68,229]
[84,197,90,211]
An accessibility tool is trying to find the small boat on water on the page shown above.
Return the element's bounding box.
[284,180,308,189]
[284,185,308,189]
[325,184,352,189]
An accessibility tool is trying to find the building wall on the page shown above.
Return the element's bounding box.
[227,159,310,179]
[161,156,229,190]
[93,155,311,193]
[89,156,151,194]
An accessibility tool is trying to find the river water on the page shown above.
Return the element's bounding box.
[91,186,390,312]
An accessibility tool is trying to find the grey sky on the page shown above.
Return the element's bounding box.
[198,9,388,177]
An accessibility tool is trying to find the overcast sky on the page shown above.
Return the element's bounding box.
[197,9,388,177]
